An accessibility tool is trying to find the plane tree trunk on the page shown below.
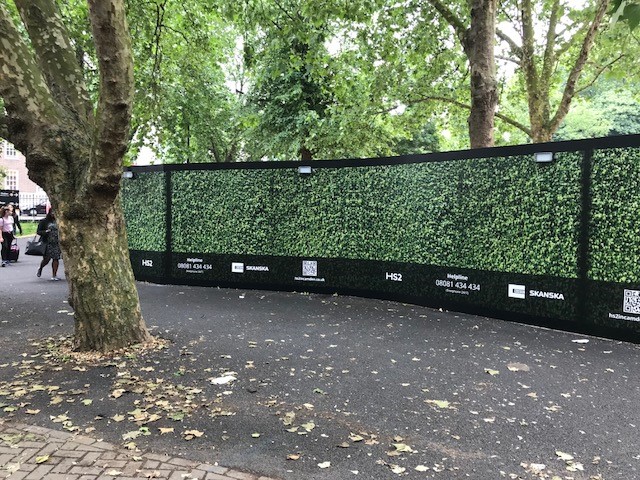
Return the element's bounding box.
[0,0,151,351]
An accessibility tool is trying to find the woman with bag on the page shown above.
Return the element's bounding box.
[37,210,62,280]
[0,206,15,267]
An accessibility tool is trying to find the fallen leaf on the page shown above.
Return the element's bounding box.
[566,462,584,472]
[301,421,315,432]
[415,465,430,472]
[392,443,414,453]
[209,375,237,385]
[485,368,500,376]
[26,409,40,415]
[425,399,452,409]
[282,411,296,426]
[183,430,204,440]
[159,428,174,435]
[556,451,574,461]
[111,389,126,399]
[390,465,406,474]
[105,470,123,476]
[122,430,141,441]
[287,453,301,460]
[349,434,365,442]
[318,461,331,469]
[507,363,530,372]
[35,455,50,464]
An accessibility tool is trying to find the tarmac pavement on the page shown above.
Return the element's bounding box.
[1,237,640,479]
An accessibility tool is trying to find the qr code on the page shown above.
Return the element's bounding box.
[302,260,318,277]
[623,289,640,314]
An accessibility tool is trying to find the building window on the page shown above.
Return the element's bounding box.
[4,170,18,190]
[4,142,17,158]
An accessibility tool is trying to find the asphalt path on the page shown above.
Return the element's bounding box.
[1,237,639,479]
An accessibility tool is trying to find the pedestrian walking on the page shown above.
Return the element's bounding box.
[36,210,62,280]
[8,203,22,235]
[0,206,15,267]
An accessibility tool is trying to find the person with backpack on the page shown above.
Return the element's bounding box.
[0,206,15,267]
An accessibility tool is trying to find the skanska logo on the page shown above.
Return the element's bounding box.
[508,284,526,299]
[529,290,565,300]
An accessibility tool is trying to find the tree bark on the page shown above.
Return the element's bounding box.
[462,0,498,148]
[0,0,151,352]
[428,0,498,148]
[60,198,149,351]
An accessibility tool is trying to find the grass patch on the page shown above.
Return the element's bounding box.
[16,220,38,238]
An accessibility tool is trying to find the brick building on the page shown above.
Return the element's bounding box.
[1,139,48,210]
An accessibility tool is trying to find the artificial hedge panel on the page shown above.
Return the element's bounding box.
[455,152,582,277]
[589,147,640,282]
[168,153,581,277]
[171,170,273,255]
[122,172,166,251]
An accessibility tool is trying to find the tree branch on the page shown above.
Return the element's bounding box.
[520,0,539,98]
[87,0,134,185]
[549,0,610,133]
[426,0,468,43]
[540,0,560,89]
[15,0,92,121]
[0,3,57,150]
[496,54,521,66]
[574,54,625,95]
[375,96,533,137]
[496,28,523,59]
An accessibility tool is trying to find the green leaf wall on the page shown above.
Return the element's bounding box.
[122,147,640,284]
[589,147,640,282]
[167,152,581,278]
[122,172,166,251]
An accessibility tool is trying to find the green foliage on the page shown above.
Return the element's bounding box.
[555,83,640,140]
[125,1,241,164]
[589,147,640,282]
[168,154,581,278]
[610,0,640,30]
[121,172,166,251]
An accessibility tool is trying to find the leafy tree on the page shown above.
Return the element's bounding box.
[495,0,616,142]
[222,0,414,161]
[555,82,640,139]
[125,1,241,163]
[0,0,151,351]
[393,123,441,155]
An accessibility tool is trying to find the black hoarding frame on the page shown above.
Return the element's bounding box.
[125,134,640,343]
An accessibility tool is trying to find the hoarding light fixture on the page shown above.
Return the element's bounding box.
[122,171,134,179]
[298,166,313,175]
[534,152,554,163]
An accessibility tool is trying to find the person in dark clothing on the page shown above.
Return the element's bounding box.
[37,210,62,280]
